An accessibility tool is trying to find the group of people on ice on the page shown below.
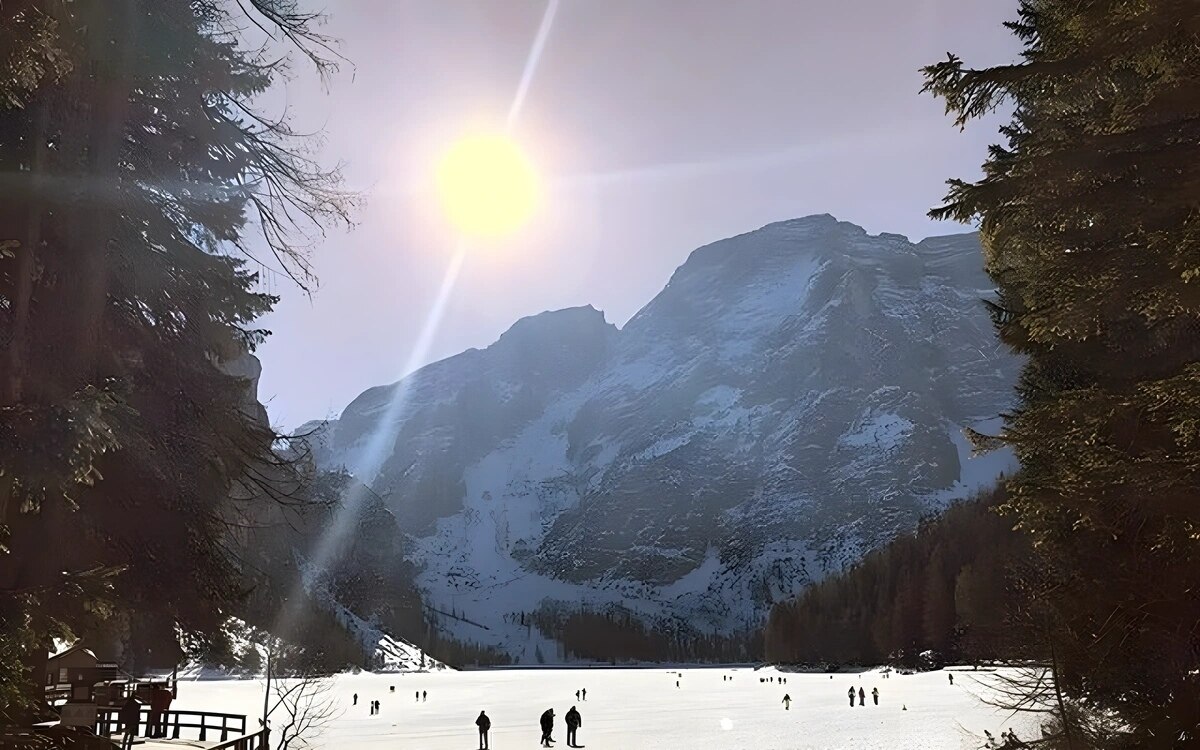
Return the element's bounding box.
[473,705,583,749]
[846,685,880,706]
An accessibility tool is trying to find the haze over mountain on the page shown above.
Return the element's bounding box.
[303,215,1020,661]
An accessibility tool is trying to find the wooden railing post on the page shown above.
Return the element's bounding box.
[173,710,181,739]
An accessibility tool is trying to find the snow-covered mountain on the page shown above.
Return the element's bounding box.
[304,215,1019,661]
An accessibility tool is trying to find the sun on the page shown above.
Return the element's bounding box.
[435,134,540,238]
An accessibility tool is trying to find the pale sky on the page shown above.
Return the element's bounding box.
[253,0,1020,430]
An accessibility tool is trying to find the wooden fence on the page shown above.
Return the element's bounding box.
[211,727,269,750]
[95,707,248,743]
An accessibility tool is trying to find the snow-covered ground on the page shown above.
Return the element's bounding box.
[176,666,1038,749]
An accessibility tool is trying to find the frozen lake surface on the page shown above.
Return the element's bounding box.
[177,666,1037,749]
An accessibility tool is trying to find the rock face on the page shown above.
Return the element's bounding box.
[305,215,1020,661]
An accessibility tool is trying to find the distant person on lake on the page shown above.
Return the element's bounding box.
[423,690,427,702]
[575,690,580,700]
[539,707,556,746]
[782,694,792,710]
[476,710,491,749]
[415,690,420,702]
[353,693,358,706]
[581,687,587,701]
[872,687,879,705]
[948,673,954,685]
[848,687,856,707]
[118,695,141,750]
[565,705,582,747]
[858,687,865,706]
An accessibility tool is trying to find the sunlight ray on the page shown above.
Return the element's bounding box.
[275,0,560,641]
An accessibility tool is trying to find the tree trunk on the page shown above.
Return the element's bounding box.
[2,100,48,406]
[62,0,136,387]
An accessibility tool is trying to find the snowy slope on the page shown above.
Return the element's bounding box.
[297,557,447,672]
[306,215,1020,660]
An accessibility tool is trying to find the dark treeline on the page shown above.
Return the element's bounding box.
[764,489,1029,667]
[532,606,762,664]
[415,624,513,668]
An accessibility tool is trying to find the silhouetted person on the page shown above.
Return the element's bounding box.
[872,687,879,705]
[118,695,141,750]
[575,690,580,701]
[948,673,954,685]
[847,687,855,707]
[565,705,582,747]
[782,694,791,710]
[390,685,395,692]
[422,690,427,702]
[676,680,679,688]
[858,687,865,706]
[149,684,173,738]
[415,690,420,702]
[539,707,555,746]
[581,688,586,701]
[476,710,491,749]
[353,693,358,706]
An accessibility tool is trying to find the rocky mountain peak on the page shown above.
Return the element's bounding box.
[306,217,1020,663]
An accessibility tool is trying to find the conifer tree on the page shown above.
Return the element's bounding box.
[0,0,350,717]
[923,1,1200,743]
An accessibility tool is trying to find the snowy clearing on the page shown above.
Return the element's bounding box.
[176,666,1039,749]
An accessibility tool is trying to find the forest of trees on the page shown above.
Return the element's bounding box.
[532,606,762,664]
[764,490,1029,668]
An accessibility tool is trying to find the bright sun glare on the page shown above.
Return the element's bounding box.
[435,134,540,238]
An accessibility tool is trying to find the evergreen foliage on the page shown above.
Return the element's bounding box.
[922,1,1200,743]
[532,605,762,664]
[764,492,1027,667]
[0,0,349,717]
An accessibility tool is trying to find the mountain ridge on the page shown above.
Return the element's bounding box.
[303,214,1019,662]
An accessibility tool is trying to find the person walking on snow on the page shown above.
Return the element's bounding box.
[575,690,580,701]
[353,693,358,706]
[565,705,582,747]
[858,687,865,706]
[539,707,556,746]
[476,710,491,749]
[415,690,419,702]
[872,687,879,705]
[581,688,587,701]
[848,687,856,707]
[782,694,792,710]
[422,690,427,702]
[948,673,954,685]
